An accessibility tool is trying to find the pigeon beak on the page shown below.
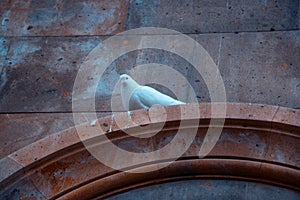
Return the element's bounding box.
[120,74,129,80]
[120,74,127,79]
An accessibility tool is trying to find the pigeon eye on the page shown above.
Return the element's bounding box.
[125,77,128,80]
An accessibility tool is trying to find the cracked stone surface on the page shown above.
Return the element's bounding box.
[0,0,299,199]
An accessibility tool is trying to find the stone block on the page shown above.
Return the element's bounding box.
[0,31,299,112]
[126,0,298,33]
[0,0,129,36]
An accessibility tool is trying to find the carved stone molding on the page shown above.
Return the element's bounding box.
[1,103,299,199]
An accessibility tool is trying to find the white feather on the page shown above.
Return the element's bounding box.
[119,74,185,111]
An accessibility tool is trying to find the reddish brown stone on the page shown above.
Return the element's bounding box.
[0,0,299,198]
[272,106,300,134]
[224,103,278,129]
[0,157,23,183]
[273,107,300,127]
[29,149,110,199]
[0,113,74,159]
[225,103,278,123]
[126,0,298,33]
[0,36,139,112]
[0,0,129,36]
[207,128,270,159]
[0,177,46,199]
[1,31,299,113]
[265,133,300,167]
[1,104,299,199]
[8,127,81,167]
[219,31,300,108]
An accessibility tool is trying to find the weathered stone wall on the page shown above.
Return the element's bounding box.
[0,0,299,159]
[0,0,299,199]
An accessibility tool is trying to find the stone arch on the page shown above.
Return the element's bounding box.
[1,103,299,199]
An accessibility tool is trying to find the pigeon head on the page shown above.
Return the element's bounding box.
[120,74,131,85]
[120,73,140,90]
[119,74,140,88]
[119,74,141,110]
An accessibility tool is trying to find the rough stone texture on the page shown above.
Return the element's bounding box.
[266,132,300,166]
[299,2,300,30]
[0,177,47,200]
[0,0,129,36]
[28,150,110,199]
[108,179,300,200]
[0,36,139,112]
[219,31,300,108]
[0,38,9,66]
[208,128,270,159]
[112,30,300,111]
[246,181,300,200]
[0,104,299,199]
[8,127,81,167]
[0,112,109,159]
[273,106,300,128]
[0,157,23,183]
[0,0,300,198]
[0,37,9,94]
[0,36,100,112]
[0,31,299,112]
[0,113,74,159]
[224,103,278,123]
[126,0,299,33]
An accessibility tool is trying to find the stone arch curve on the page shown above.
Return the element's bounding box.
[0,103,299,199]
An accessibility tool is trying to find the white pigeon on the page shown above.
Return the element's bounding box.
[119,74,185,111]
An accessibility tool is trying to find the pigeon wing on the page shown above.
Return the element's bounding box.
[129,86,184,110]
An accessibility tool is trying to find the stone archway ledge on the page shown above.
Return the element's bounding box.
[0,103,299,199]
[58,159,300,199]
